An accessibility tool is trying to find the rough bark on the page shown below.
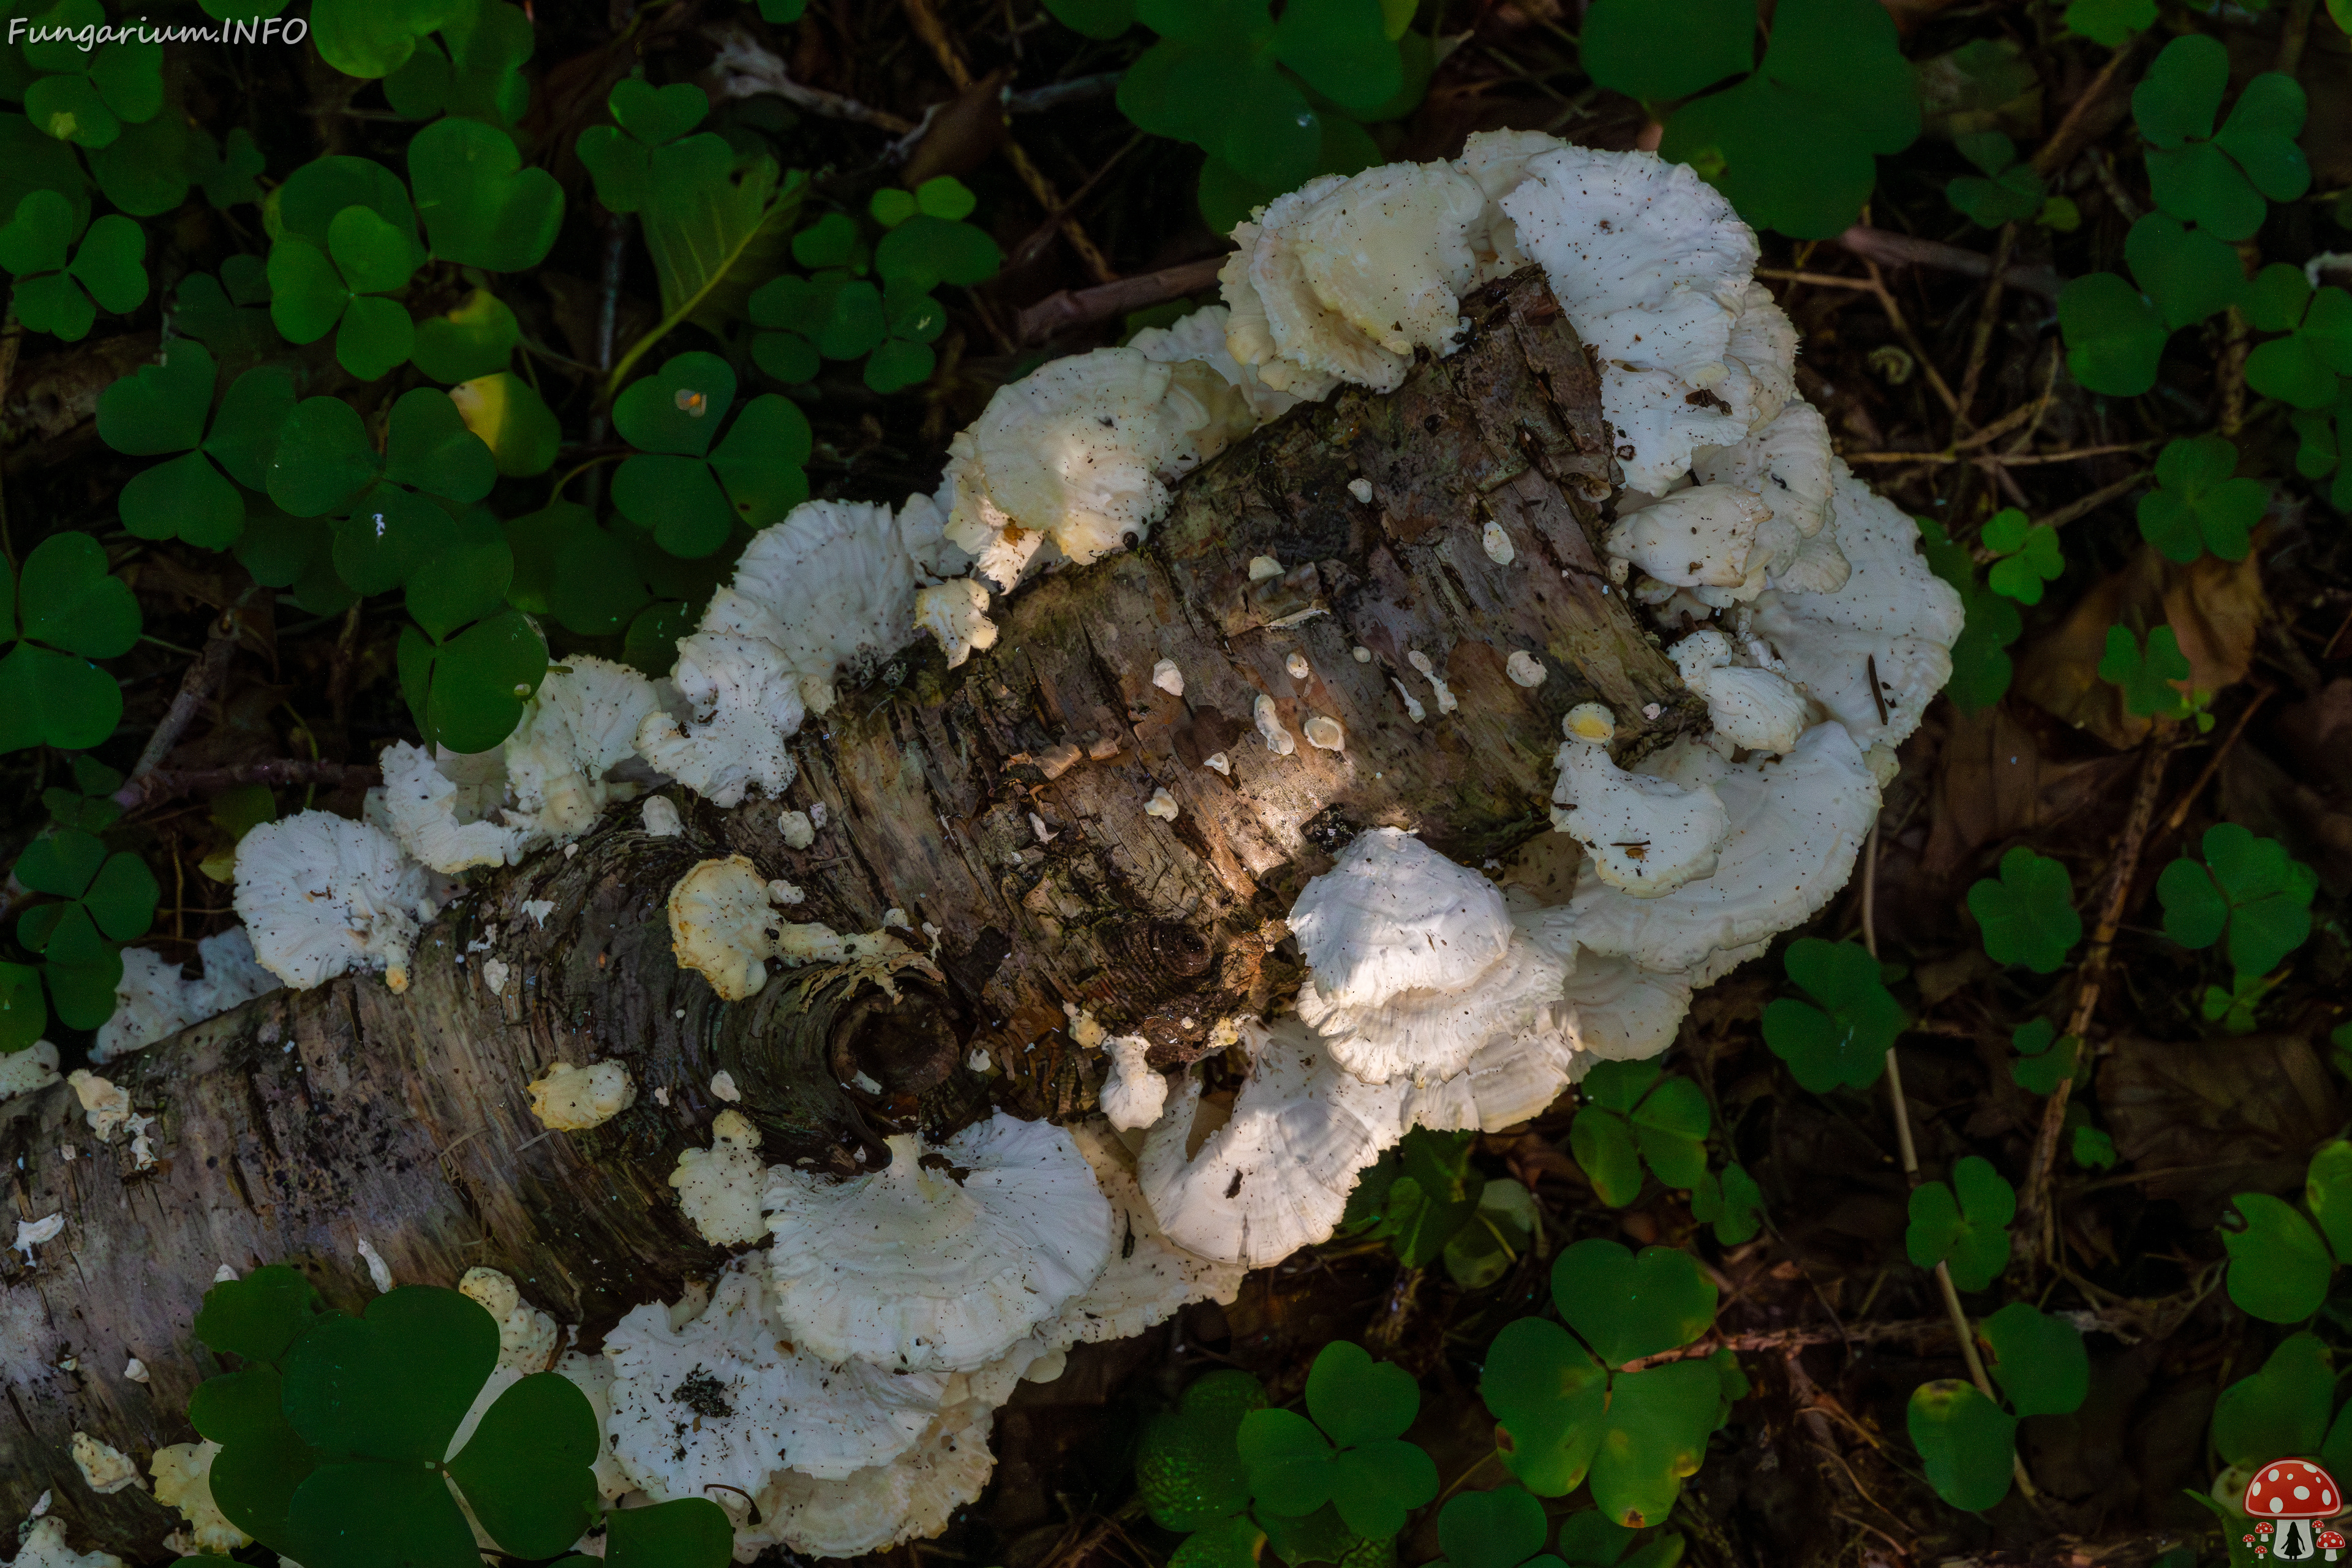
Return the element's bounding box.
[0,270,1695,1555]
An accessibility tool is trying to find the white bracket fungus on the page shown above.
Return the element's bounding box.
[458,1267,560,1372]
[670,1109,767,1245]
[1204,752,1231,775]
[1144,787,1180,821]
[378,741,529,874]
[13,1213,64,1262]
[777,808,816,848]
[151,1444,245,1554]
[1151,657,1185,695]
[526,1060,635,1133]
[89,927,274,1063]
[639,796,682,837]
[914,578,999,669]
[1098,1034,1166,1131]
[1289,828,1510,1009]
[1,1040,61,1101]
[1550,712,1732,897]
[1482,519,1515,564]
[502,655,663,845]
[66,1070,130,1140]
[1670,628,1809,756]
[668,854,791,1000]
[232,811,432,992]
[1304,715,1345,752]
[764,1116,1112,1371]
[1284,651,1311,679]
[1246,554,1284,582]
[1605,485,1771,590]
[1406,649,1459,714]
[1390,679,1426,722]
[70,1433,141,1495]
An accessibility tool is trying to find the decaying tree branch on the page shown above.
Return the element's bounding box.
[0,271,1699,1556]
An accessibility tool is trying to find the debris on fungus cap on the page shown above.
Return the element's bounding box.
[669,854,789,1001]
[604,1257,951,1507]
[705,499,944,718]
[526,1060,635,1132]
[1605,484,1771,590]
[1550,712,1732,897]
[940,347,1248,584]
[736,1388,998,1559]
[378,741,528,875]
[669,1108,767,1245]
[1749,465,1966,752]
[1128,303,1301,424]
[1287,826,1513,1011]
[1298,925,1569,1086]
[1670,629,1810,757]
[1137,1018,1407,1267]
[914,578,999,669]
[150,1440,246,1554]
[1694,401,1836,551]
[633,633,805,809]
[1036,1123,1246,1343]
[764,1115,1114,1372]
[1496,146,1761,493]
[1569,720,1882,976]
[502,655,663,843]
[1098,1033,1166,1131]
[232,810,433,992]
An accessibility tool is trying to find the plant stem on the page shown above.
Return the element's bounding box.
[127,592,254,784]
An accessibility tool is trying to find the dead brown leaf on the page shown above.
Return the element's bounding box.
[1922,701,2135,875]
[2097,1031,2341,1224]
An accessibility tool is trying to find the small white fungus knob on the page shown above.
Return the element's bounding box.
[1247,555,1283,582]
[1565,703,1617,744]
[1152,658,1184,696]
[1390,679,1425,723]
[641,796,682,837]
[1254,694,1297,756]
[1205,752,1231,775]
[1145,788,1180,820]
[1286,652,1310,679]
[1348,477,1374,503]
[1352,646,1371,663]
[1304,715,1344,751]
[1507,651,1546,687]
[777,809,815,848]
[1482,520,1515,564]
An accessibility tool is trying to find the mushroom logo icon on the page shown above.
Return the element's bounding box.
[2244,1461,2346,1559]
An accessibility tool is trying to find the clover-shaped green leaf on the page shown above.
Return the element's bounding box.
[280,154,423,247]
[198,125,268,209]
[1042,0,1137,39]
[1979,508,2062,604]
[15,826,159,946]
[2242,265,2352,410]
[97,344,296,548]
[40,755,126,835]
[1760,936,1903,1091]
[611,352,811,556]
[2072,1126,2117,1170]
[2158,822,2318,976]
[1690,1163,1764,1246]
[2097,623,2196,721]
[448,372,559,478]
[2056,271,2167,396]
[266,214,423,380]
[1979,1302,2089,1420]
[2007,1017,2079,1096]
[1237,1341,1435,1539]
[1569,1061,1710,1205]
[2134,34,2308,243]
[2290,390,2352,513]
[0,191,147,341]
[383,0,535,129]
[1907,1380,2015,1511]
[0,962,45,1053]
[1555,1240,1718,1368]
[310,0,472,80]
[398,607,549,753]
[1905,1155,2014,1291]
[578,76,712,214]
[195,1264,323,1366]
[20,0,163,148]
[409,116,563,272]
[2123,212,2245,331]
[1618,0,1918,239]
[2220,1333,2336,1471]
[1947,132,2045,228]
[2222,1193,2334,1323]
[2136,434,2266,562]
[1966,845,2080,973]
[2064,0,2153,45]
[0,531,142,754]
[1434,1485,1556,1568]
[1918,517,2021,713]
[503,501,654,637]
[1137,1370,1265,1531]
[412,286,522,383]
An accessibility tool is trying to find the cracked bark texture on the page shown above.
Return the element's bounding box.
[0,269,1700,1557]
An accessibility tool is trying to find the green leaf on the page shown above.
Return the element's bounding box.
[1966,845,2081,973]
[614,351,735,456]
[1436,1485,1547,1568]
[24,71,122,149]
[20,531,141,657]
[1579,0,1752,101]
[1978,1302,2088,1419]
[0,962,45,1052]
[281,1286,499,1461]
[119,450,244,548]
[1907,1380,2015,1511]
[1690,1164,1764,1246]
[41,904,123,1027]
[328,203,422,295]
[603,1498,738,1568]
[1979,508,2064,605]
[2135,37,2307,239]
[2071,1126,2117,1170]
[0,642,124,753]
[69,214,148,316]
[611,454,737,560]
[2122,213,2245,331]
[199,126,268,209]
[284,1458,481,1568]
[12,270,96,341]
[448,372,559,478]
[0,188,75,277]
[1443,1180,1540,1289]
[267,396,382,517]
[2305,1142,2352,1267]
[97,341,215,456]
[445,1372,600,1556]
[709,393,812,527]
[15,829,105,898]
[864,336,937,394]
[1306,1341,1419,1447]
[1327,1437,1438,1538]
[384,386,498,502]
[504,502,650,635]
[2245,268,2352,410]
[1584,1362,1719,1529]
[335,292,417,380]
[1904,1156,2014,1292]
[1482,1318,1610,1496]
[1948,165,2043,229]
[279,154,422,250]
[1237,1406,1336,1517]
[2007,1018,2079,1096]
[410,608,549,752]
[1569,1107,1644,1207]
[206,367,299,490]
[405,505,513,639]
[1760,937,1902,1091]
[1044,0,1137,37]
[2213,1332,2334,1465]
[265,235,351,347]
[2097,623,2195,720]
[83,850,159,940]
[1628,1076,1709,1190]
[623,600,698,675]
[2056,272,2168,396]
[409,116,564,271]
[194,1264,322,1364]
[1137,1391,1259,1529]
[610,75,710,147]
[2138,434,2266,562]
[2064,0,2153,45]
[1553,1240,1717,1368]
[310,0,471,80]
[1271,0,1401,114]
[196,1367,325,1555]
[2160,823,2318,974]
[1917,517,2019,713]
[641,141,805,335]
[412,287,522,383]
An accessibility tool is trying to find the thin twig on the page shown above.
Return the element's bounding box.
[1858,258,1960,415]
[2277,0,2318,77]
[114,760,382,813]
[1004,72,1121,113]
[1953,222,2016,433]
[127,592,254,783]
[2032,40,2141,177]
[1015,256,1227,342]
[2159,686,2272,834]
[1841,442,2148,467]
[2037,469,2149,530]
[1831,227,2062,300]
[2018,733,2176,1263]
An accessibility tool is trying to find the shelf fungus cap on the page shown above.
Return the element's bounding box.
[503,655,663,844]
[1028,1123,1246,1344]
[1298,926,1569,1086]
[669,854,786,1001]
[1098,1033,1166,1131]
[1128,302,1300,424]
[1395,929,1580,1132]
[605,1259,951,1504]
[12,1518,125,1568]
[914,578,999,669]
[1569,720,1882,976]
[710,499,939,718]
[1693,399,1835,545]
[1550,717,1732,897]
[765,1115,1114,1372]
[1750,465,1964,751]
[1605,484,1771,590]
[91,929,276,1063]
[669,1109,766,1245]
[232,810,432,992]
[1288,161,1487,360]
[379,741,527,875]
[1220,175,1393,396]
[1670,630,1809,756]
[634,632,804,809]
[526,1060,635,1132]
[151,1441,247,1554]
[1288,826,1512,1010]
[1139,1017,1406,1266]
[738,1391,999,1559]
